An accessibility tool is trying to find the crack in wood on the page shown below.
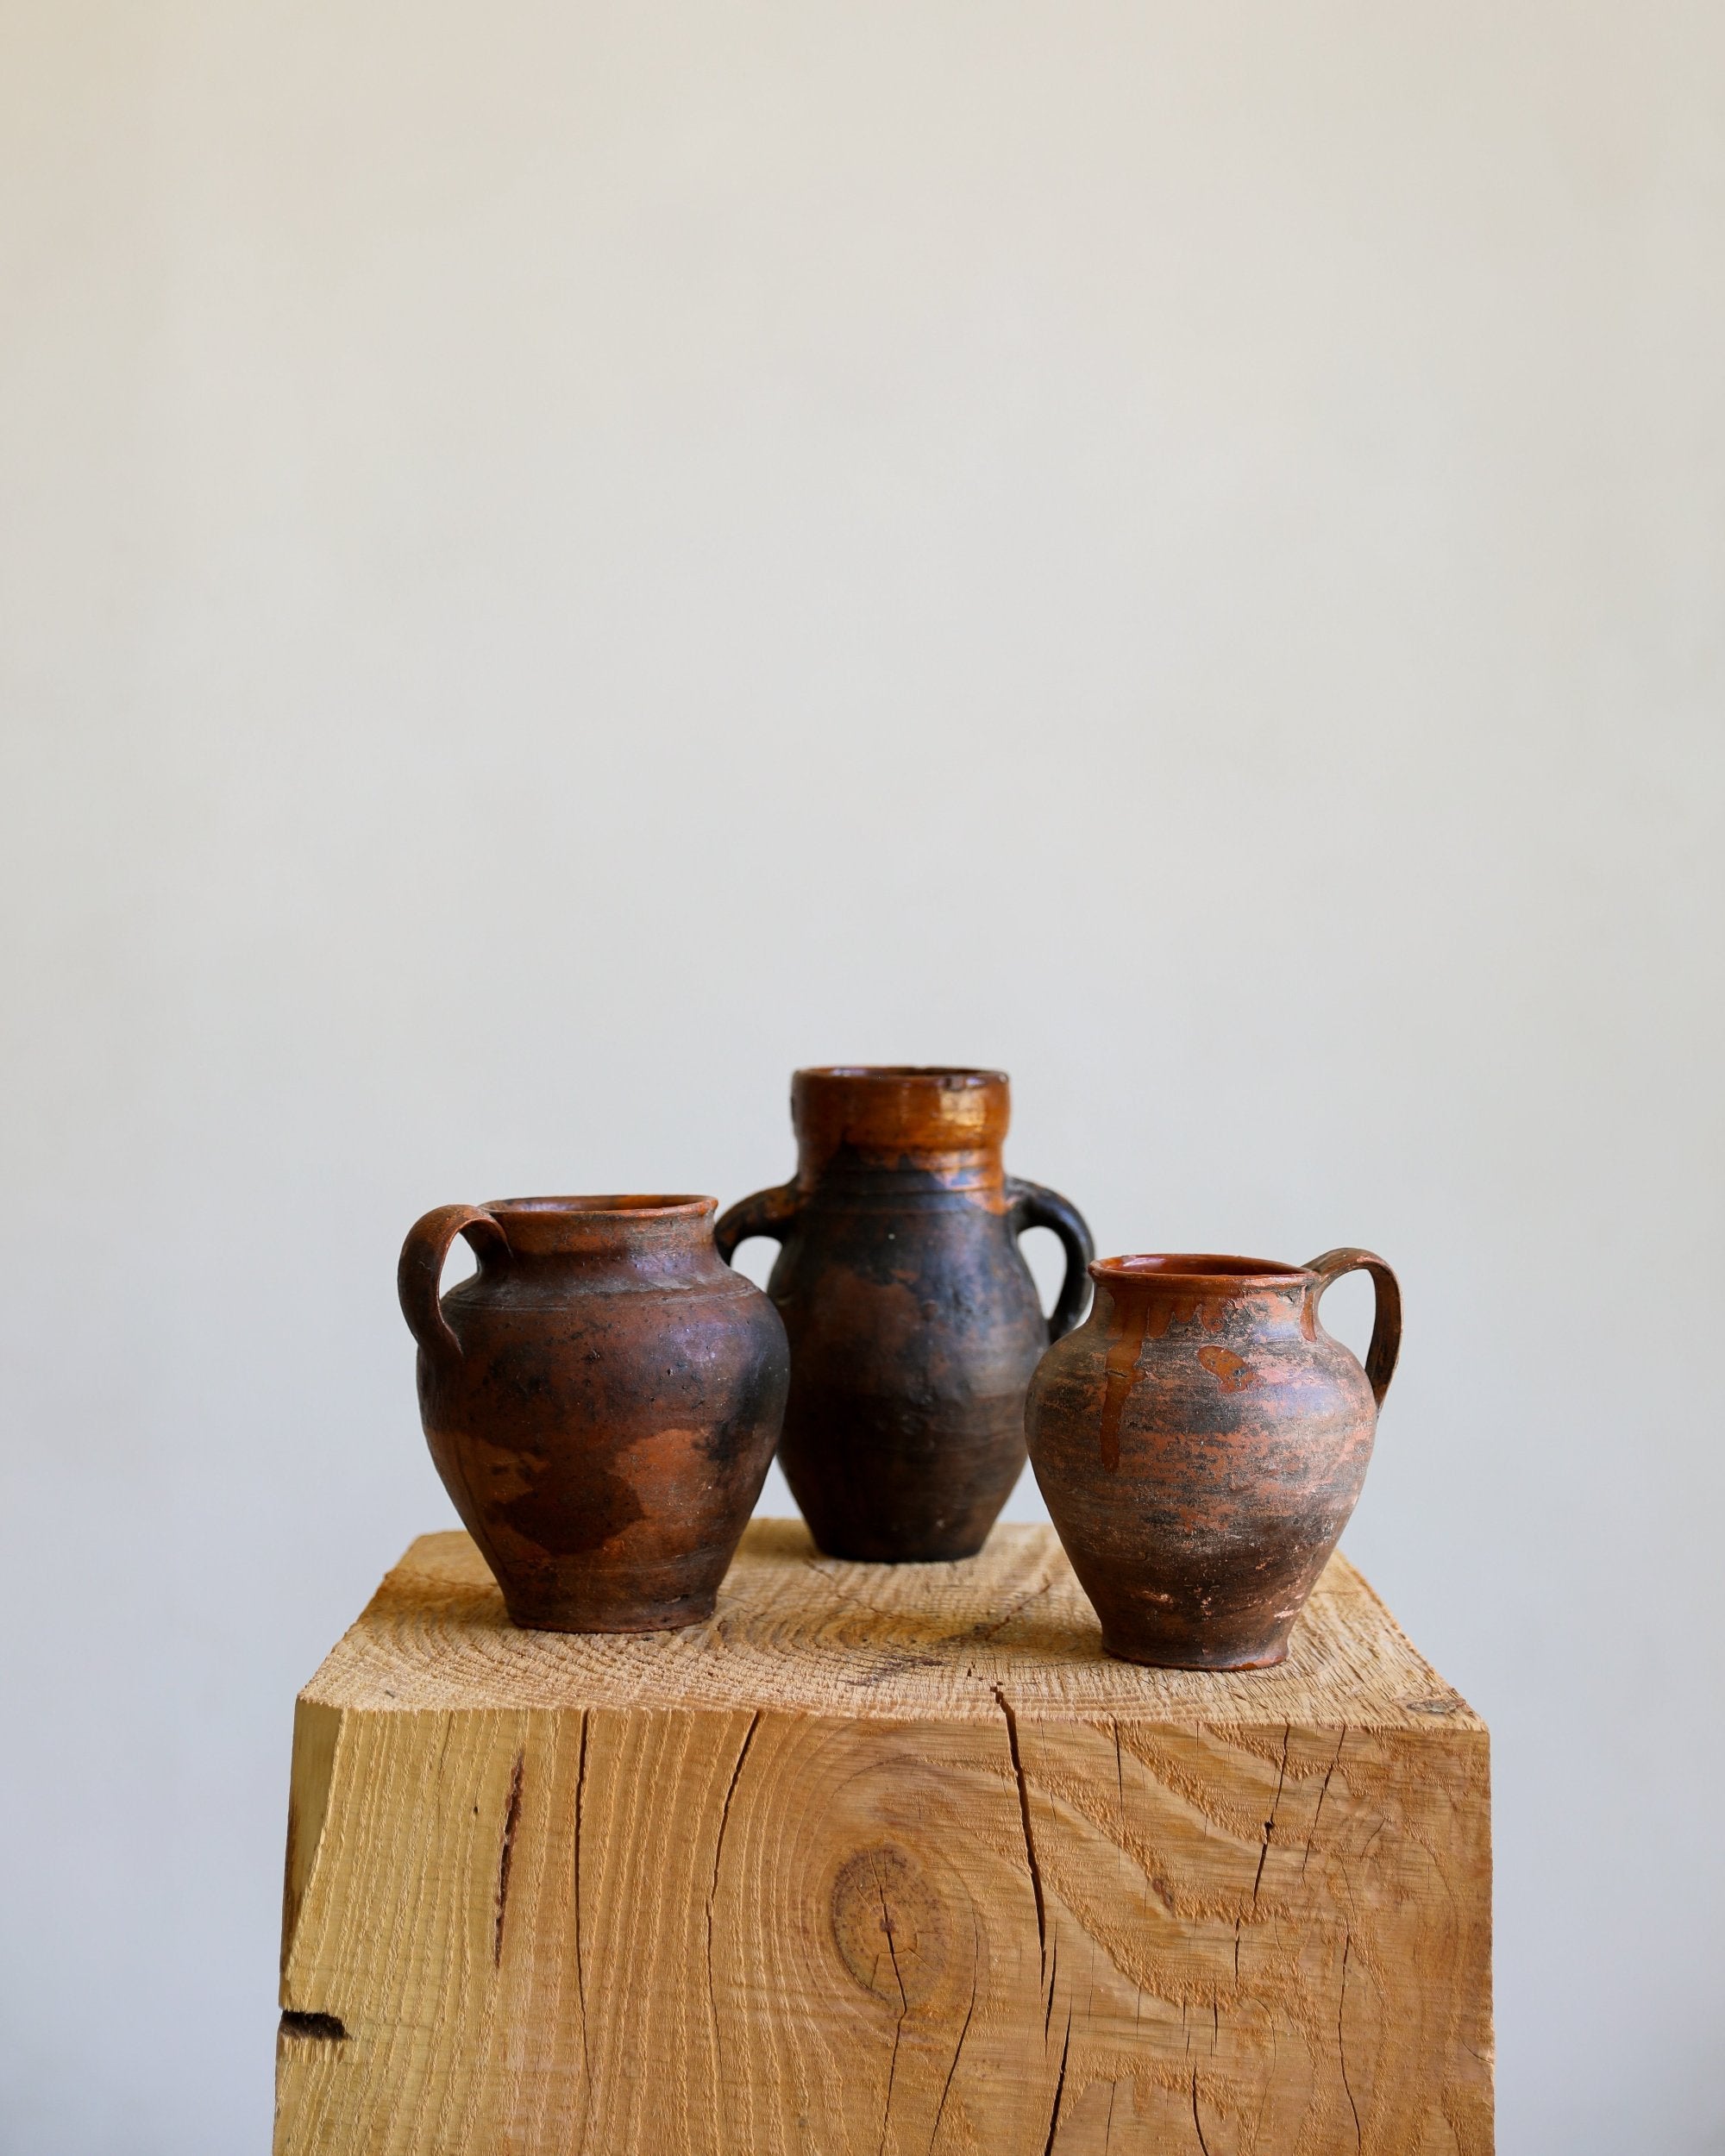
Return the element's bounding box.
[493,1750,524,1966]
[1190,2069,1213,2155]
[573,1712,590,2074]
[705,1712,761,2078]
[870,1850,913,2156]
[1040,2013,1072,2156]
[1338,1932,1363,2152]
[993,1684,1047,1971]
[926,1959,978,2153]
[960,1574,1056,1645]
[1250,1723,1291,1911]
[1304,1726,1347,1876]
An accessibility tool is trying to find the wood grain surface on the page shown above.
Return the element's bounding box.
[277,1521,1492,2155]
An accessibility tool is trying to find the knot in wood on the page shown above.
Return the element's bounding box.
[829,1844,947,2009]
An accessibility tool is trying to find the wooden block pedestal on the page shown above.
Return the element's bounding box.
[275,1521,1491,2154]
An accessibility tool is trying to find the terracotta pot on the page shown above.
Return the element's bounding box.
[716,1068,1094,1563]
[398,1195,788,1633]
[1026,1250,1402,1668]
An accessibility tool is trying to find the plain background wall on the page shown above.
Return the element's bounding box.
[3,2,1721,2148]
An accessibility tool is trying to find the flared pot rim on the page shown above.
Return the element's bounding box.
[794,1065,1007,1088]
[1091,1252,1310,1290]
[486,1194,718,1220]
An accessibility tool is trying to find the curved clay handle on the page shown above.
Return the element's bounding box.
[713,1183,799,1266]
[1007,1178,1096,1342]
[398,1204,511,1365]
[1305,1247,1402,1407]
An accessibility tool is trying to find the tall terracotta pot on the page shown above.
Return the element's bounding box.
[1026,1250,1402,1668]
[716,1067,1094,1563]
[398,1194,788,1633]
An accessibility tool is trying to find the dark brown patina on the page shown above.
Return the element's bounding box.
[716,1068,1093,1563]
[1026,1249,1401,1668]
[398,1195,788,1632]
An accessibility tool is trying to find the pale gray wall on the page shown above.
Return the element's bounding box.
[2,3,1721,2149]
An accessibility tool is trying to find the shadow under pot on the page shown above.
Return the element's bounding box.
[398,1195,789,1633]
[1026,1250,1402,1669]
[717,1067,1094,1564]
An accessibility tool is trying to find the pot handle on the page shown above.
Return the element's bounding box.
[398,1204,511,1365]
[1007,1179,1096,1342]
[714,1182,799,1266]
[1305,1247,1402,1407]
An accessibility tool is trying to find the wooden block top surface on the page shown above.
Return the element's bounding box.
[305,1520,1477,1732]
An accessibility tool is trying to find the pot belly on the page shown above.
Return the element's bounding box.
[1028,1345,1376,1668]
[421,1287,788,1630]
[770,1216,1046,1562]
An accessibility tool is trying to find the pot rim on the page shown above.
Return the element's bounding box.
[486,1194,717,1219]
[795,1065,1007,1087]
[1091,1252,1309,1288]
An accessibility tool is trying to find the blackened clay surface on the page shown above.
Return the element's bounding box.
[718,1069,1093,1562]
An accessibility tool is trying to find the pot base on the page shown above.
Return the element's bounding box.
[1101,1633,1290,1671]
[811,1535,988,1565]
[504,1593,719,1636]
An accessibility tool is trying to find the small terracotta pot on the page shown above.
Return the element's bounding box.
[717,1067,1093,1563]
[398,1195,788,1633]
[1026,1250,1402,1668]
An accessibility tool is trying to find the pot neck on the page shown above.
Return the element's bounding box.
[791,1067,1010,1184]
[1089,1257,1314,1337]
[485,1196,719,1274]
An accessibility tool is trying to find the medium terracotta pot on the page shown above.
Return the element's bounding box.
[398,1195,789,1633]
[716,1068,1094,1563]
[1026,1250,1402,1668]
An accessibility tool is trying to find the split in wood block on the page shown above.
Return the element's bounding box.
[276,1520,1492,2154]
